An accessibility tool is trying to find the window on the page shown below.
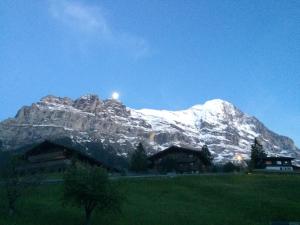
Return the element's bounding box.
[266,161,272,165]
[276,161,282,165]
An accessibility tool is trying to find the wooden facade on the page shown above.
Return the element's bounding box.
[20,140,111,173]
[148,146,205,173]
[263,156,294,172]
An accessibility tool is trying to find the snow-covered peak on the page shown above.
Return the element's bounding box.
[133,99,239,127]
[204,98,232,105]
[190,99,231,108]
[1,94,299,165]
[200,99,236,114]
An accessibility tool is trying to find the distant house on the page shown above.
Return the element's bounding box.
[148,146,206,173]
[263,156,294,172]
[19,140,116,173]
[292,165,300,172]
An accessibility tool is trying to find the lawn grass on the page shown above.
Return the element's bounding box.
[0,174,299,225]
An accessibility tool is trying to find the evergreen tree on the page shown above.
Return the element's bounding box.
[0,139,3,151]
[0,150,10,171]
[200,145,213,167]
[129,143,148,172]
[250,138,267,169]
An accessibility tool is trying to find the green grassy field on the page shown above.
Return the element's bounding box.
[0,174,299,225]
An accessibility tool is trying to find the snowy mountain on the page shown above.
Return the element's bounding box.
[0,94,299,164]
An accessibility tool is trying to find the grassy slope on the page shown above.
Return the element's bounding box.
[0,174,299,225]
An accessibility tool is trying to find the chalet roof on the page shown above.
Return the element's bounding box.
[263,156,295,161]
[22,140,119,172]
[148,145,202,161]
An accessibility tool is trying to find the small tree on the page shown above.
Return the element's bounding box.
[129,143,148,172]
[0,150,10,171]
[63,164,123,225]
[200,145,213,167]
[250,138,267,169]
[0,154,41,216]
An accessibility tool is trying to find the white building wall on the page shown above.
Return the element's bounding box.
[266,166,293,171]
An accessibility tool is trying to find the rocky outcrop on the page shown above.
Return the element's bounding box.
[0,94,299,164]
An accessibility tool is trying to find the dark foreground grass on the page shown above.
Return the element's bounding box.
[0,174,300,225]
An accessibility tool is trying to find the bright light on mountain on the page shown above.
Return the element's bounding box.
[112,92,120,100]
[236,155,243,161]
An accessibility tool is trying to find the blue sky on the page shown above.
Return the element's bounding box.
[0,0,299,146]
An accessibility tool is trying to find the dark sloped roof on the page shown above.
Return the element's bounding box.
[148,145,201,161]
[23,140,119,172]
[263,156,295,161]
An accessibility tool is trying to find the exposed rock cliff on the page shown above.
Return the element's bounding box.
[0,94,299,164]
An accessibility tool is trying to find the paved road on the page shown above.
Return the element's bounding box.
[39,172,243,184]
[0,172,239,185]
[1,171,299,186]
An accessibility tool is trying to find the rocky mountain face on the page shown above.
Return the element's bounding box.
[0,94,299,164]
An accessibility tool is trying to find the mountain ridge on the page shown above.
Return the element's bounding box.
[0,94,299,165]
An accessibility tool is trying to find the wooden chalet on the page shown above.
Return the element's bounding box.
[263,156,294,172]
[148,146,206,173]
[20,140,116,173]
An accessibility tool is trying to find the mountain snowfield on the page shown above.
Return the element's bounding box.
[0,94,299,165]
[131,100,256,156]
